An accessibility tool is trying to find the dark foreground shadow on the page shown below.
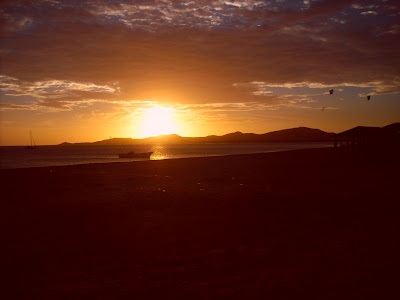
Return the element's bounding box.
[1,147,399,299]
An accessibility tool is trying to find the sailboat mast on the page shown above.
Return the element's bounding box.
[31,131,36,147]
[26,130,36,149]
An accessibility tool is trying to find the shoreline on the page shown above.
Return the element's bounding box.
[0,143,333,170]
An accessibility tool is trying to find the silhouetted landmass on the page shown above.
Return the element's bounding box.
[59,123,399,146]
[337,122,400,137]
[59,127,336,145]
[336,122,400,152]
[382,122,400,136]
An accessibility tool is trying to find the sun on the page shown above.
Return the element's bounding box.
[140,106,178,137]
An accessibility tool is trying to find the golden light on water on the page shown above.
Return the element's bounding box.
[140,106,178,138]
[149,145,167,160]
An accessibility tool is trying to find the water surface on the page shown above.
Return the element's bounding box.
[0,143,332,169]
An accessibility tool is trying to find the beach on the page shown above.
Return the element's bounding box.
[1,147,399,299]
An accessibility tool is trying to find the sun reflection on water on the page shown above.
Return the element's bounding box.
[150,145,168,160]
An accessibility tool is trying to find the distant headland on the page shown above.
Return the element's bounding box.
[59,126,336,145]
[59,123,399,146]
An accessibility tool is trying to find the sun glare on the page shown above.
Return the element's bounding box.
[140,106,177,137]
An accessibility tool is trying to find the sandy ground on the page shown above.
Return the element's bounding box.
[1,147,399,299]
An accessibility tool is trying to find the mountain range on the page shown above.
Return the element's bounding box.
[59,123,399,146]
[59,127,336,145]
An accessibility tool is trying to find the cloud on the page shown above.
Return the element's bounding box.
[361,11,378,15]
[233,79,400,97]
[365,77,400,95]
[1,0,399,113]
[176,101,279,112]
[0,75,119,110]
[352,4,378,10]
[0,0,373,33]
[378,24,400,35]
[0,103,36,111]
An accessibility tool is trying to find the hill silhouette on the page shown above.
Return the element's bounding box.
[60,123,400,146]
[60,122,400,146]
[336,122,400,153]
[59,126,336,145]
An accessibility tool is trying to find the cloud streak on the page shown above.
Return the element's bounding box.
[0,75,119,109]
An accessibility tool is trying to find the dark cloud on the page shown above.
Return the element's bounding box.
[1,0,399,109]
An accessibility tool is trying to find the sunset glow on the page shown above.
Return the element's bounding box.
[140,107,178,138]
[0,0,399,145]
[1,2,398,298]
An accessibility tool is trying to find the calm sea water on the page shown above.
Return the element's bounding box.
[0,143,332,169]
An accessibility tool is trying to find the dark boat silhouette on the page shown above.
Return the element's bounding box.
[118,151,153,159]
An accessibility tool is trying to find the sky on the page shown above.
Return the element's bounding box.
[1,0,399,145]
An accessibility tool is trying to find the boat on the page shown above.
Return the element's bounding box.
[25,130,36,149]
[118,151,153,159]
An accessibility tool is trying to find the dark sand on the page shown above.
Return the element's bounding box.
[1,148,399,299]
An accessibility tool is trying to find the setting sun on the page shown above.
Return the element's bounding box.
[1,1,398,297]
[140,106,177,137]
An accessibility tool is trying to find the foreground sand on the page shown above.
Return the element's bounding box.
[1,148,399,299]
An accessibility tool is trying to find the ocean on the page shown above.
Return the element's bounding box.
[0,142,332,169]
